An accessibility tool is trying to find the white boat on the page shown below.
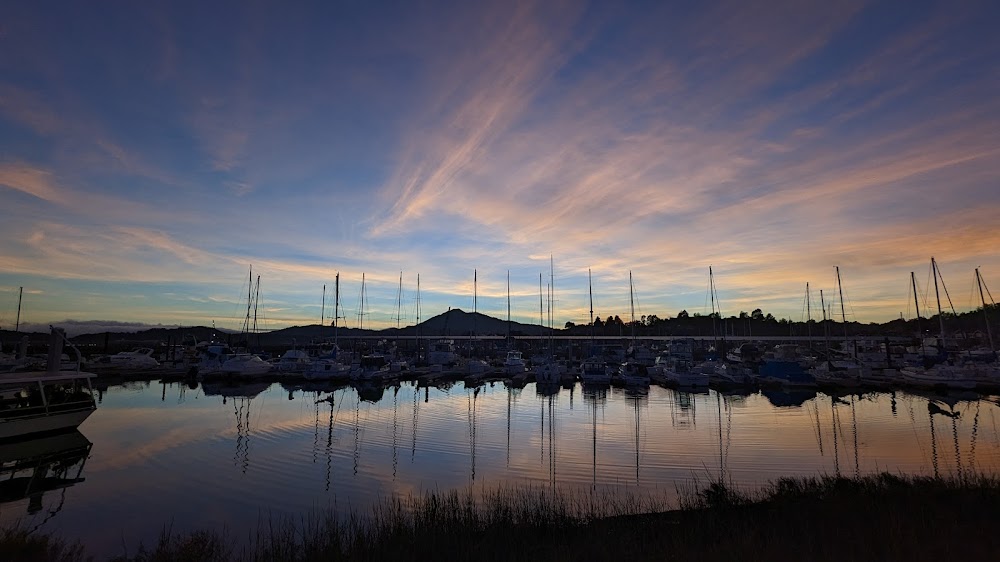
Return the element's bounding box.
[427,340,457,366]
[503,350,525,374]
[219,353,273,377]
[304,359,351,381]
[658,357,708,388]
[350,354,388,381]
[809,360,863,387]
[102,348,160,370]
[274,349,312,373]
[0,328,98,440]
[618,361,650,387]
[900,364,977,389]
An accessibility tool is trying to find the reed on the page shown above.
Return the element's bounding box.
[7,473,1000,561]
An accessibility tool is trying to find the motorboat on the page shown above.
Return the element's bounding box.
[580,356,611,385]
[503,350,525,374]
[274,349,312,373]
[0,328,98,440]
[658,357,709,388]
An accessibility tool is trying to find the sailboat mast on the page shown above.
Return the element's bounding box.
[629,270,636,344]
[415,274,421,360]
[710,266,717,349]
[334,273,340,345]
[977,268,994,354]
[396,272,403,329]
[539,273,544,331]
[932,257,945,339]
[359,273,365,330]
[911,271,924,356]
[820,289,830,360]
[321,284,326,325]
[836,266,848,342]
[244,265,253,338]
[806,282,812,346]
[14,286,22,333]
[506,270,511,341]
[588,269,594,343]
[253,275,261,348]
[473,270,478,341]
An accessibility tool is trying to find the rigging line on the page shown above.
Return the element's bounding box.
[935,262,959,316]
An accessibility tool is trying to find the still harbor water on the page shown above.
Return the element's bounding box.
[3,380,1000,557]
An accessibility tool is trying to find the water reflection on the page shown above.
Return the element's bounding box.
[0,430,92,532]
[8,380,1000,559]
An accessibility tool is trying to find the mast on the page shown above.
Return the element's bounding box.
[243,265,253,342]
[932,257,945,340]
[253,275,261,349]
[836,266,848,340]
[334,273,340,345]
[321,284,326,326]
[539,273,544,333]
[549,256,554,353]
[506,270,511,342]
[359,273,366,330]
[629,270,636,345]
[820,289,830,362]
[14,286,22,333]
[416,274,421,360]
[912,271,924,356]
[710,266,717,351]
[396,272,403,329]
[977,268,995,355]
[588,269,595,347]
[806,283,812,349]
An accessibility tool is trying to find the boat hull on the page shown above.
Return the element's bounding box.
[0,408,95,441]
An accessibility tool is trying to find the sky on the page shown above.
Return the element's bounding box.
[1,0,999,334]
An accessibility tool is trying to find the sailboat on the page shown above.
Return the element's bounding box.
[901,258,977,389]
[219,268,272,378]
[810,267,864,387]
[533,258,563,387]
[466,270,490,377]
[618,271,650,387]
[580,269,612,385]
[350,273,388,382]
[502,271,526,375]
[306,272,351,381]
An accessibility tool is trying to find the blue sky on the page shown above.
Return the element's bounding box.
[1,0,999,333]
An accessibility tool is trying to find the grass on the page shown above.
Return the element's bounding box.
[6,473,1000,561]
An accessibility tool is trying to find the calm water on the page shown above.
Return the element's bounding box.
[3,379,1000,557]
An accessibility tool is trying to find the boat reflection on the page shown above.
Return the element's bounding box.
[762,389,818,408]
[0,430,92,529]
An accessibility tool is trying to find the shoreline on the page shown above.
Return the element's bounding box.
[5,473,999,561]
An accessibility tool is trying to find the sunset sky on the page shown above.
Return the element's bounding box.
[1,0,998,334]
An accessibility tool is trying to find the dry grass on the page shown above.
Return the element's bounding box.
[7,474,1000,561]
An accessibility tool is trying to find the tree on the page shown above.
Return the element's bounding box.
[751,308,764,320]
[677,310,689,319]
[594,316,604,328]
[739,311,749,319]
[564,321,576,329]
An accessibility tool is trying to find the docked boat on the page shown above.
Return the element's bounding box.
[580,356,612,385]
[274,349,312,373]
[219,353,273,377]
[618,361,650,387]
[0,328,98,440]
[658,356,709,388]
[95,348,160,370]
[503,350,526,374]
[900,364,977,390]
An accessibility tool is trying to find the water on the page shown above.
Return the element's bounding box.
[3,380,999,557]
